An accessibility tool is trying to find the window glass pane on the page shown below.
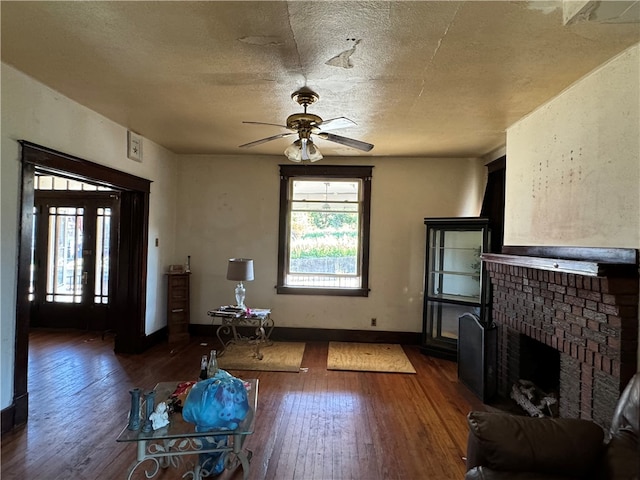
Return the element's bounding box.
[37,175,53,190]
[291,201,358,212]
[53,177,69,190]
[94,207,111,304]
[45,206,84,303]
[292,180,359,202]
[35,173,113,191]
[287,180,361,288]
[67,179,83,191]
[28,206,37,301]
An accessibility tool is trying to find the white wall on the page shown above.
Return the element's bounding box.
[0,63,179,410]
[505,44,640,248]
[174,155,486,333]
[505,43,640,369]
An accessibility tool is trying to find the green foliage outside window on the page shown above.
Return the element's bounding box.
[290,212,358,259]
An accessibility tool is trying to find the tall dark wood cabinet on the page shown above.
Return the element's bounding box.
[421,217,491,361]
[166,272,190,343]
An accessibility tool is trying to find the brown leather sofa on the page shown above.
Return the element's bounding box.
[464,373,639,480]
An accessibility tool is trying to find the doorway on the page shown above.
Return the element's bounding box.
[11,141,151,430]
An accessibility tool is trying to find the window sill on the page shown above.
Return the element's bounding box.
[276,286,369,297]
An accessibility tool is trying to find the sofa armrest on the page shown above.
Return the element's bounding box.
[466,411,605,478]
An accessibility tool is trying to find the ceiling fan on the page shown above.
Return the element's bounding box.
[239,87,374,162]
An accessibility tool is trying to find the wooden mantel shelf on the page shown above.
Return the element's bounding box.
[482,253,606,276]
[482,246,638,277]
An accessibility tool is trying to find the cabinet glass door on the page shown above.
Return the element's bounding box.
[421,218,489,360]
[427,229,482,302]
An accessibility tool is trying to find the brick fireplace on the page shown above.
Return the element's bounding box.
[483,247,638,430]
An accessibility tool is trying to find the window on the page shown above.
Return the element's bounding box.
[277,165,372,296]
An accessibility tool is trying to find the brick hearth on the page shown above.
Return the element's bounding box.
[483,250,638,430]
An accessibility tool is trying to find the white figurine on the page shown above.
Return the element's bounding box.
[149,401,170,430]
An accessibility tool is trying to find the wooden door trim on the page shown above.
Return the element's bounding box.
[8,141,151,434]
[20,140,150,192]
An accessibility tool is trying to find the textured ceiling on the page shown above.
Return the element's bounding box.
[1,1,639,158]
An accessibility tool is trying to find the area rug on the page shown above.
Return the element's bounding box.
[217,342,306,372]
[327,342,416,374]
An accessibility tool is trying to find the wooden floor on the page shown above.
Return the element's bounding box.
[1,329,485,480]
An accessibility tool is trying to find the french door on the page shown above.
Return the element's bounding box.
[31,191,120,330]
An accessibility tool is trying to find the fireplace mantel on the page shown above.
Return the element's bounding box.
[482,253,634,277]
[483,246,638,277]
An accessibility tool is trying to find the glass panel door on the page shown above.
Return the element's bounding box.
[32,191,119,330]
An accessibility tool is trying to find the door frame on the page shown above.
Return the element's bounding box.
[12,141,151,428]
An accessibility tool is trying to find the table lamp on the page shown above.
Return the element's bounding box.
[226,258,254,310]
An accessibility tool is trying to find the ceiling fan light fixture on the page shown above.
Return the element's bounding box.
[284,139,323,163]
[284,140,303,162]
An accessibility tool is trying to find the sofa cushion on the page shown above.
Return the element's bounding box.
[465,466,577,480]
[599,429,639,480]
[466,411,605,478]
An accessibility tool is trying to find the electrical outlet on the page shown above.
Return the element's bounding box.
[371,318,377,327]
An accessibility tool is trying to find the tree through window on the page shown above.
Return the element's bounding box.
[277,165,372,296]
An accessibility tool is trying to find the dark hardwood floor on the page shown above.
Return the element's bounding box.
[1,329,485,479]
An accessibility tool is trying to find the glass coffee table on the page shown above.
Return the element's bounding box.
[117,379,258,480]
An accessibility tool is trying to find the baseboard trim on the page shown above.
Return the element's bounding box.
[1,404,15,436]
[189,324,420,345]
[1,391,28,437]
[142,326,168,351]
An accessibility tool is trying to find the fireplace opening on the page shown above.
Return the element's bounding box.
[510,334,561,417]
[519,334,560,394]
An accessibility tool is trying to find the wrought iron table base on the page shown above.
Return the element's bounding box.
[214,314,274,360]
[127,433,252,480]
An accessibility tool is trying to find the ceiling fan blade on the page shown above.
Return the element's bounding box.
[317,132,374,152]
[239,132,295,148]
[242,121,288,129]
[317,117,357,131]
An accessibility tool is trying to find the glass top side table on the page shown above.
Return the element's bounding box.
[207,308,274,360]
[117,379,258,480]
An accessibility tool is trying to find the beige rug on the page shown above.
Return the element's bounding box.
[217,342,305,372]
[327,342,416,374]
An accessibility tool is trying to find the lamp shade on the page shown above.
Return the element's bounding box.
[226,258,254,282]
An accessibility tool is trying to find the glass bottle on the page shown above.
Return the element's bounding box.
[207,349,218,378]
[199,354,208,380]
